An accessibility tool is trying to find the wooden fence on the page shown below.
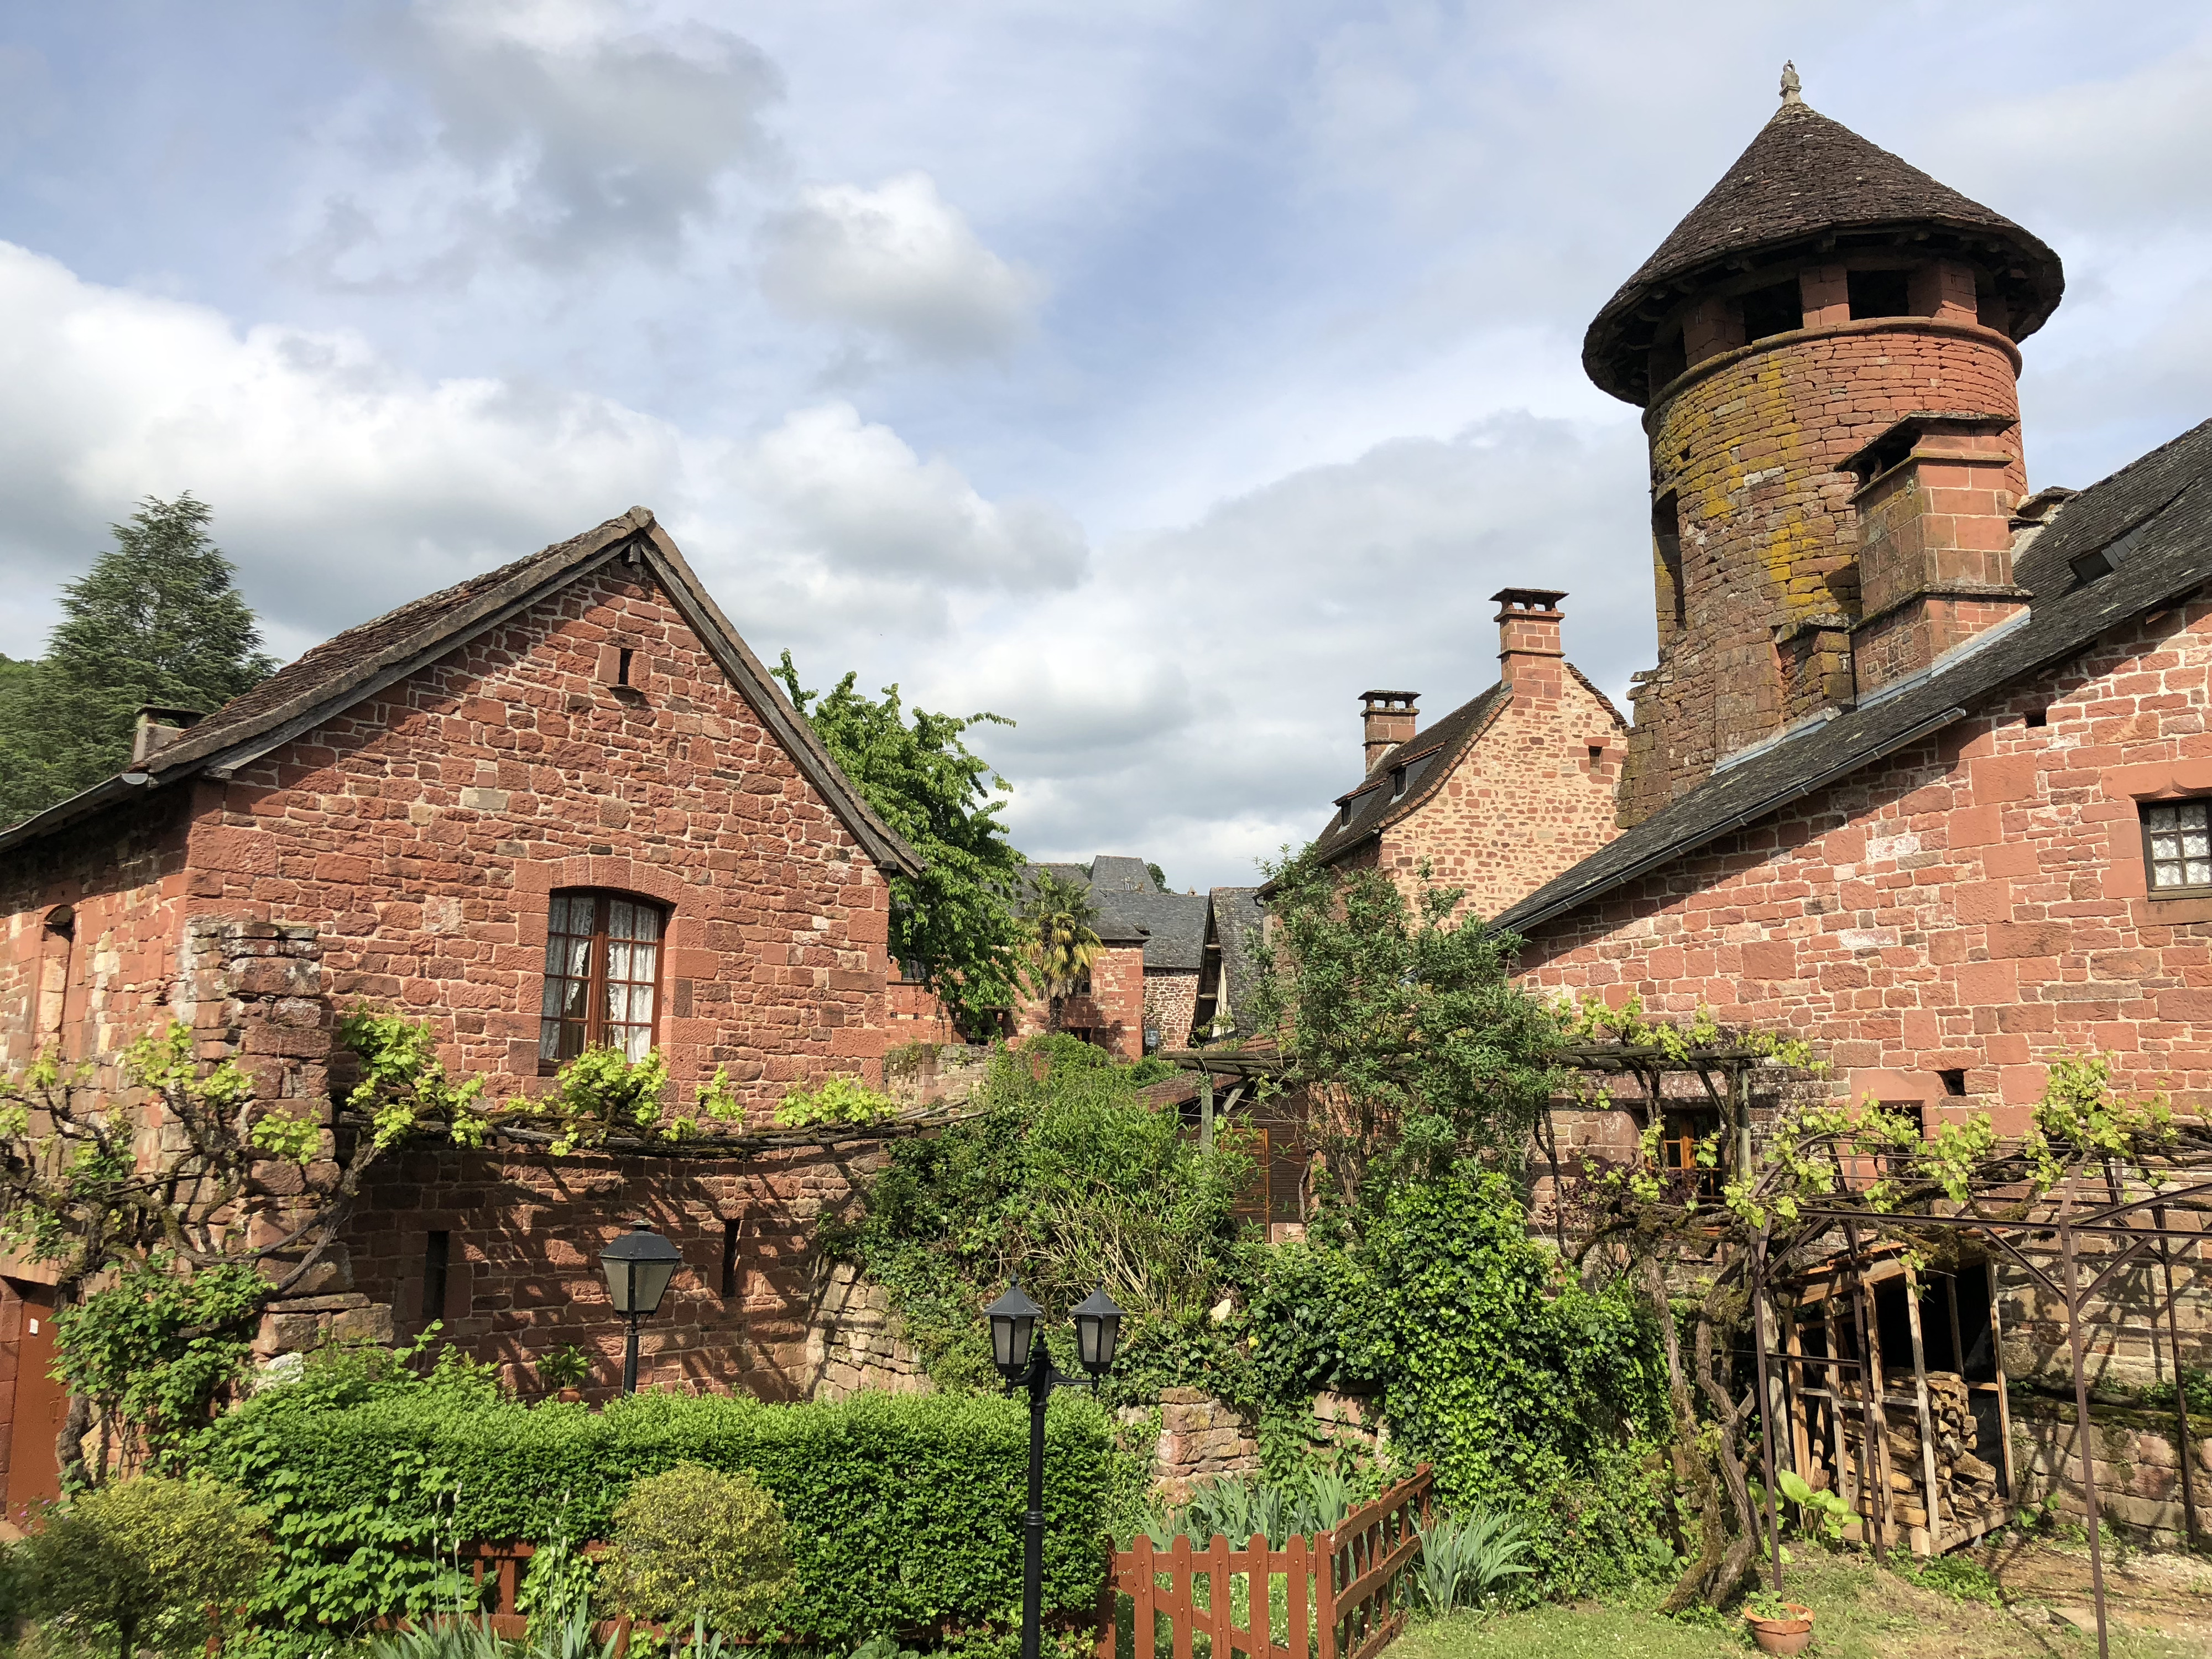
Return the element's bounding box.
[1095,1466,1433,1659]
[438,1465,1433,1659]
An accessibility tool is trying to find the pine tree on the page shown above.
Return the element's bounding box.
[0,495,275,825]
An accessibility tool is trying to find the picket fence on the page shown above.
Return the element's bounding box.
[1094,1466,1434,1659]
[439,1464,1434,1659]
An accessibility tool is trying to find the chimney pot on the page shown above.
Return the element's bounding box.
[1492,588,1567,701]
[1359,690,1419,774]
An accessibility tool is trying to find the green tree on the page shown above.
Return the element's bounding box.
[1020,868,1103,1027]
[774,654,1027,1032]
[1251,848,1563,1210]
[0,494,275,825]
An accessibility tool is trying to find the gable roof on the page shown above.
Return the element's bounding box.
[0,507,924,877]
[1308,664,1627,870]
[1499,415,2212,937]
[1584,98,2063,404]
[1027,856,1208,968]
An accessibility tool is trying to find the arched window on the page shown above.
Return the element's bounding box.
[539,891,666,1068]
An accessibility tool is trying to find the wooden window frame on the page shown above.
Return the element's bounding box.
[2140,795,2212,898]
[1659,1107,1722,1198]
[538,890,669,1072]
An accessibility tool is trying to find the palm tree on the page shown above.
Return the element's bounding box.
[1021,869,1103,1029]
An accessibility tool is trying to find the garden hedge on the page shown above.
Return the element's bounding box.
[194,1386,1119,1645]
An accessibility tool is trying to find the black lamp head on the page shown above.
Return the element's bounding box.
[1071,1284,1123,1378]
[599,1219,684,1317]
[984,1276,1042,1379]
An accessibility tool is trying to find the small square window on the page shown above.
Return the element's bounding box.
[2142,799,2212,895]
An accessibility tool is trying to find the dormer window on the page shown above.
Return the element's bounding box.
[1390,765,1407,801]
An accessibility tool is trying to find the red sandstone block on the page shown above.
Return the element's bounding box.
[2000,1064,2048,1105]
[1954,960,2018,1004]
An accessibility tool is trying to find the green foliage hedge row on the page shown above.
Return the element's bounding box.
[192,1381,1119,1647]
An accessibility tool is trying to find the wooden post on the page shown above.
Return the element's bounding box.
[1200,1073,1215,1153]
[1987,1260,2016,1502]
[1286,1533,1310,1659]
[1315,1519,1338,1659]
[1133,1536,1157,1659]
[1902,1260,1943,1554]
[1841,1223,1890,1561]
[1824,1300,1856,1525]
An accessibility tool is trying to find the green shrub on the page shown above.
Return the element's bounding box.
[13,1475,269,1659]
[1249,1165,1666,1512]
[596,1463,795,1635]
[191,1385,1120,1647]
[831,1035,1256,1396]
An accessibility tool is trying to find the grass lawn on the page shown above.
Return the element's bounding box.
[1391,1552,2209,1659]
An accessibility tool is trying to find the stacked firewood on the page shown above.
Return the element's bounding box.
[1853,1371,2003,1535]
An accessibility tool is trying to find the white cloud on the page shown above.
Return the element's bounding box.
[290,0,782,286]
[738,401,1086,592]
[757,173,1041,358]
[0,241,1095,685]
[0,238,671,654]
[914,414,1652,885]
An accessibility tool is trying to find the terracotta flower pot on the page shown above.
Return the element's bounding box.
[1743,1604,1814,1656]
[556,1387,583,1404]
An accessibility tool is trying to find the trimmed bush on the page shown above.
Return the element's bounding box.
[193,1385,1119,1646]
[13,1474,270,1659]
[596,1463,795,1635]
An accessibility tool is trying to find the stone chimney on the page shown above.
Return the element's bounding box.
[1493,588,1567,703]
[1844,414,2030,698]
[1359,691,1418,774]
[131,704,205,766]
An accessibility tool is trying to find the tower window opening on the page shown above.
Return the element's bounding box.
[1739,279,1802,342]
[1652,491,1686,639]
[617,647,635,687]
[1646,329,1687,391]
[1848,269,1912,321]
[1939,1068,1968,1097]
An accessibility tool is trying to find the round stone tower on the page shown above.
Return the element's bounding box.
[1585,69,2064,827]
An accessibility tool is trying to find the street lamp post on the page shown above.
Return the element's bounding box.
[599,1220,684,1394]
[987,1279,1123,1659]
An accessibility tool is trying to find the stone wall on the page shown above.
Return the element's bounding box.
[804,1261,930,1401]
[1132,1389,1262,1504]
[1012,945,1147,1059]
[2011,1391,2210,1543]
[340,1139,890,1397]
[1375,667,1626,924]
[0,786,195,1072]
[1143,971,1199,1052]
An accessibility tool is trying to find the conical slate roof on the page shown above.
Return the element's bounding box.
[1584,96,2063,405]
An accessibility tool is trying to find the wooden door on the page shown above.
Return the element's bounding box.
[6,1281,64,1515]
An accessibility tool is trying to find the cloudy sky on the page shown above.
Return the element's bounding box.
[0,2,2206,889]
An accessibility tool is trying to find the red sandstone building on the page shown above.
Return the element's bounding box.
[1308,589,1627,920]
[0,508,924,1501]
[1488,86,2210,1478]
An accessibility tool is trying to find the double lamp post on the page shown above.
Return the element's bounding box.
[592,1223,1119,1659]
[986,1279,1123,1659]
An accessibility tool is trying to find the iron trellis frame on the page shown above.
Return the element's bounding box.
[1745,1180,2209,1659]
